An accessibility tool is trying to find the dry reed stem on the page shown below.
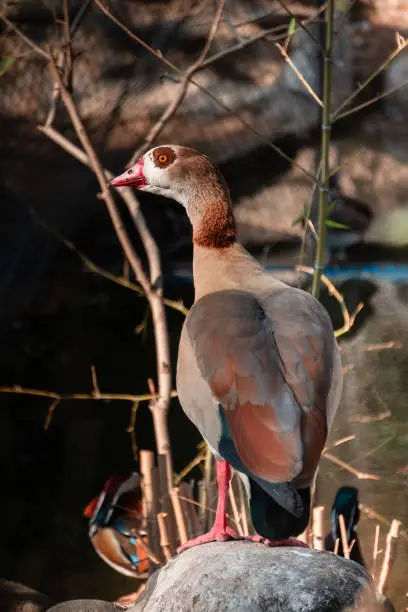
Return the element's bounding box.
[360,341,402,352]
[338,514,350,559]
[179,483,193,539]
[171,487,189,546]
[203,446,213,531]
[175,443,207,484]
[198,481,207,530]
[298,528,309,545]
[157,513,173,561]
[237,478,250,536]
[322,452,380,481]
[377,519,401,596]
[229,480,244,537]
[140,451,162,560]
[312,506,325,551]
[186,481,201,538]
[158,454,176,550]
[332,35,408,120]
[324,434,356,453]
[296,265,364,338]
[275,43,323,106]
[371,524,381,578]
[127,401,139,461]
[136,536,161,566]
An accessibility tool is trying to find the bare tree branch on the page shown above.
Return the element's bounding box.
[332,34,408,121]
[30,202,189,315]
[0,13,51,59]
[93,0,316,181]
[42,54,174,490]
[129,0,226,163]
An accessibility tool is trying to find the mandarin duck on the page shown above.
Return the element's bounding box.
[111,146,343,551]
[84,473,149,576]
[325,486,365,565]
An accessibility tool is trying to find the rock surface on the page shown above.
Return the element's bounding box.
[129,542,380,612]
[0,578,52,612]
[47,601,119,612]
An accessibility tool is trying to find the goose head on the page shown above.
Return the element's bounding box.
[111,145,236,248]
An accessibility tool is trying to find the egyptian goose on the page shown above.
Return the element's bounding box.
[111,146,343,550]
[84,473,149,576]
[325,486,364,565]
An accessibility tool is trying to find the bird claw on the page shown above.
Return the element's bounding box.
[177,526,239,553]
[245,535,309,548]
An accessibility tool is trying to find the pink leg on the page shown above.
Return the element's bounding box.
[177,459,238,553]
[177,459,309,553]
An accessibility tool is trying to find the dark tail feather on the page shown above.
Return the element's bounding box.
[249,479,311,540]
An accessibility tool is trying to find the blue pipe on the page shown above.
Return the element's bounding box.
[167,263,408,284]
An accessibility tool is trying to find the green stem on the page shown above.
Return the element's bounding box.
[312,0,334,299]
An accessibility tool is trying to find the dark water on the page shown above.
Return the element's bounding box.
[0,252,407,608]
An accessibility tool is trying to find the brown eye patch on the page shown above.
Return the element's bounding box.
[153,146,176,169]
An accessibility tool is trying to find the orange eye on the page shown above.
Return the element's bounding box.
[158,154,168,164]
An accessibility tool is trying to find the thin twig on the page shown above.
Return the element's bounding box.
[360,341,402,352]
[312,506,325,551]
[332,36,408,121]
[157,513,173,561]
[200,2,329,71]
[335,79,408,122]
[323,452,380,480]
[324,434,356,452]
[92,0,316,181]
[46,57,151,294]
[377,520,401,595]
[0,14,51,60]
[129,0,225,163]
[273,0,325,50]
[170,487,189,545]
[126,401,139,461]
[0,384,178,402]
[359,505,408,542]
[29,203,188,316]
[275,43,323,106]
[297,265,364,337]
[229,480,244,537]
[338,514,350,559]
[371,524,380,579]
[136,536,161,566]
[70,0,92,36]
[44,398,61,430]
[140,450,162,560]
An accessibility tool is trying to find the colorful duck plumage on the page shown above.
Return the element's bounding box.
[84,473,149,577]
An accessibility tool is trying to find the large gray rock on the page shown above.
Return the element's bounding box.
[47,601,119,612]
[130,542,380,612]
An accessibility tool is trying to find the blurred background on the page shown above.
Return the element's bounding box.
[0,0,408,609]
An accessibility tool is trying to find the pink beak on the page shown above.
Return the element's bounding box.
[110,159,147,189]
